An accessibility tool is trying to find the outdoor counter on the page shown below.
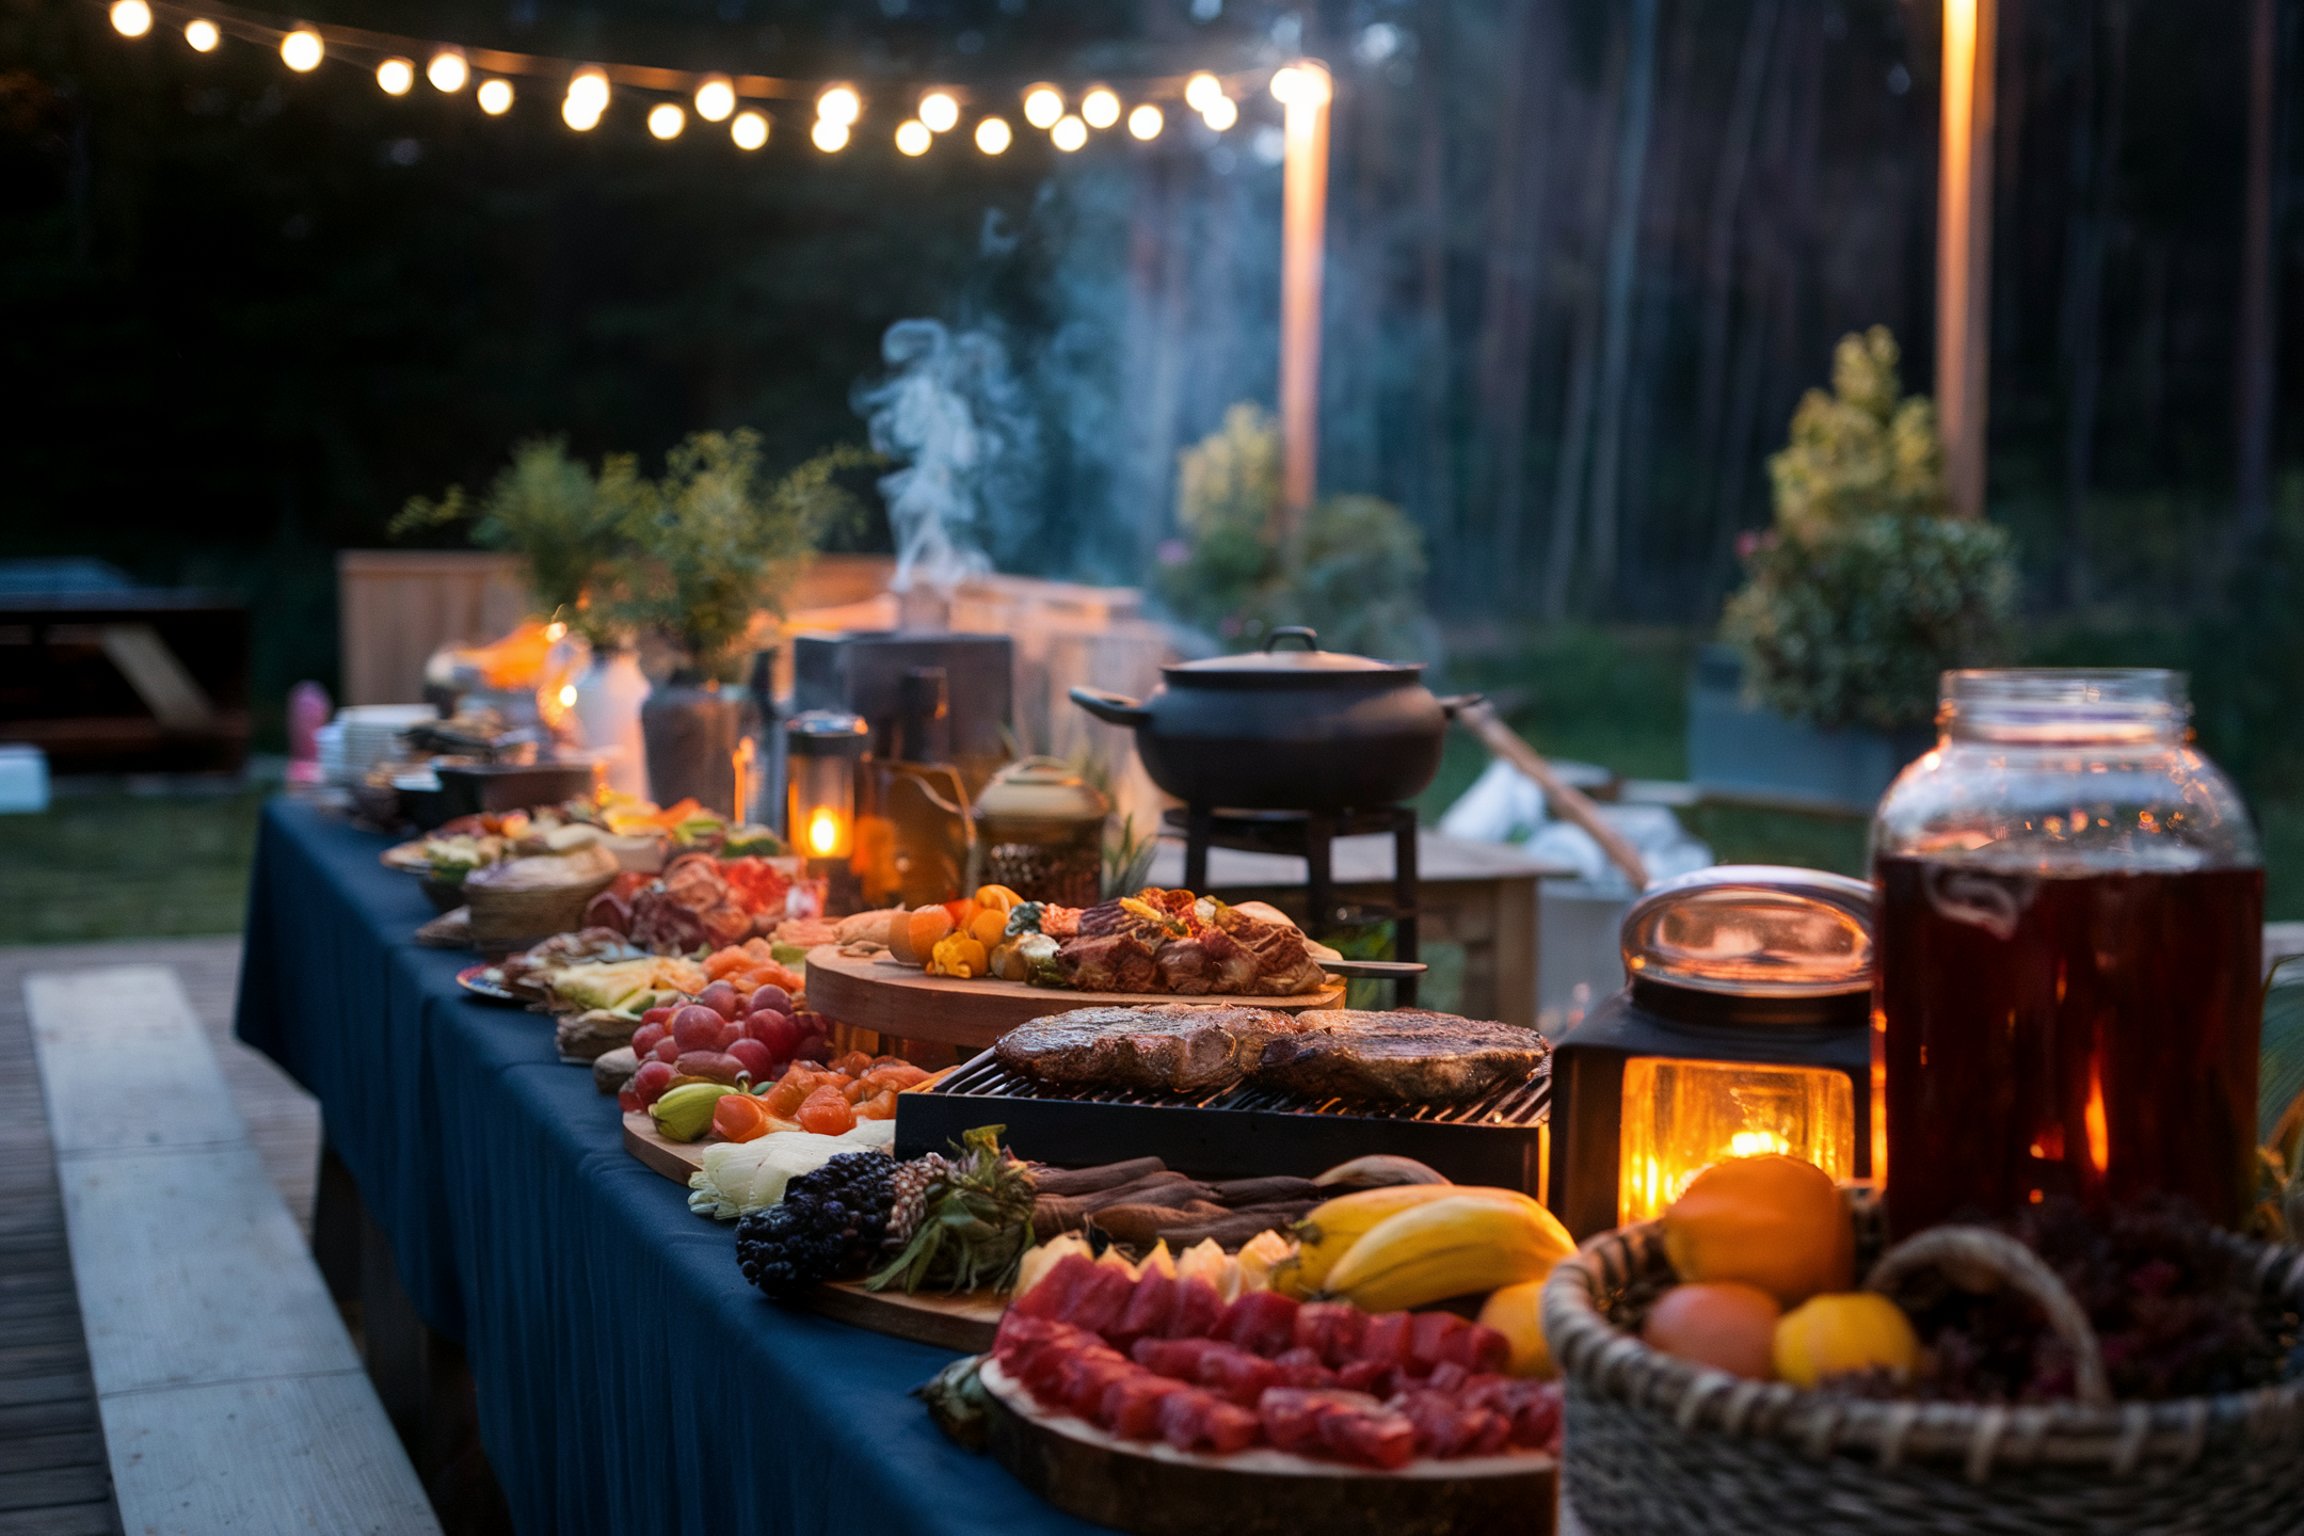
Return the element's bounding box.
[235,798,1098,1536]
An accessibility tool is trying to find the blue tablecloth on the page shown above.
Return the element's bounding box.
[236,799,1098,1536]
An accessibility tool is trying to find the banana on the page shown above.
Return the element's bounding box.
[1311,1154,1451,1188]
[651,1082,735,1142]
[1283,1184,1528,1296]
[1318,1192,1574,1313]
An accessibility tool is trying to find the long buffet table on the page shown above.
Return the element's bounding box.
[235,798,1099,1535]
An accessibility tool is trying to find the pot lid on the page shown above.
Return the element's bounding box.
[1620,865,1874,1000]
[1165,627,1422,684]
[975,757,1110,826]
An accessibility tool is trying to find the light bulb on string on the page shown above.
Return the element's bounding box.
[1272,61,1330,107]
[1050,114,1087,153]
[647,102,685,140]
[184,17,219,50]
[562,95,602,131]
[1183,72,1222,112]
[1200,94,1237,131]
[567,67,610,114]
[477,78,513,114]
[1127,103,1163,141]
[280,28,323,72]
[1269,65,1302,104]
[376,56,414,95]
[109,0,152,38]
[918,91,959,134]
[694,75,735,122]
[1081,87,1120,130]
[730,110,769,150]
[894,119,931,156]
[427,49,468,92]
[974,115,1011,155]
[1022,85,1063,130]
[816,84,860,127]
[811,117,849,152]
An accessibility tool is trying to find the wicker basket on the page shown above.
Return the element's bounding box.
[1540,1196,2304,1534]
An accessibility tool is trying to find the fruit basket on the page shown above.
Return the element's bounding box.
[1540,1193,2304,1535]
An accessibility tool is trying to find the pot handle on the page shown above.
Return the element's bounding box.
[1263,626,1321,653]
[1435,692,1486,719]
[1068,686,1151,728]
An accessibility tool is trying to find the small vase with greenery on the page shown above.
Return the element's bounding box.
[1155,403,1431,661]
[612,431,871,813]
[1721,327,2017,735]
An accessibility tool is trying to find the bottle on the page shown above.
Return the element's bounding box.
[1871,669,2263,1234]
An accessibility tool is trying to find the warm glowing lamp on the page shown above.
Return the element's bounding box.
[567,66,610,113]
[730,110,769,150]
[785,711,869,864]
[1545,867,1875,1238]
[1200,94,1238,131]
[694,75,736,122]
[973,116,1011,155]
[279,28,323,72]
[918,91,959,133]
[427,49,468,92]
[1127,103,1163,141]
[810,117,849,152]
[110,0,153,38]
[1080,87,1120,130]
[184,18,220,51]
[1022,85,1063,129]
[376,57,415,96]
[816,84,861,126]
[1050,114,1087,153]
[477,78,514,115]
[894,119,932,156]
[647,102,685,140]
[1183,72,1223,113]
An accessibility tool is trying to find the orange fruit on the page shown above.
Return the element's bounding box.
[1642,1282,1782,1379]
[1661,1155,1853,1308]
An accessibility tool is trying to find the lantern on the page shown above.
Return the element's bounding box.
[1545,867,1874,1239]
[784,710,869,862]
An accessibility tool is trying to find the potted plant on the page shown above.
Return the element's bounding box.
[611,431,867,814]
[1693,328,2016,809]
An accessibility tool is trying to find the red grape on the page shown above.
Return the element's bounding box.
[726,1038,775,1081]
[653,1037,682,1064]
[716,1019,744,1053]
[632,1060,675,1106]
[746,984,793,1016]
[670,1004,726,1052]
[674,1050,744,1084]
[617,1085,642,1113]
[698,981,743,1020]
[640,1006,674,1027]
[630,1022,667,1058]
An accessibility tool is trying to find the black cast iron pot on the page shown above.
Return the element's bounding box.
[1068,628,1479,812]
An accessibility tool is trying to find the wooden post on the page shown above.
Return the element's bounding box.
[1277,63,1332,537]
[1936,0,1997,518]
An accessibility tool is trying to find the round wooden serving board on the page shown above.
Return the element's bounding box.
[802,945,1345,1050]
[977,1360,1557,1536]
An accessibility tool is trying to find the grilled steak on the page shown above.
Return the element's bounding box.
[1252,1010,1549,1103]
[995,1004,1316,1094]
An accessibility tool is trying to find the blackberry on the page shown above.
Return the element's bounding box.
[735,1153,896,1300]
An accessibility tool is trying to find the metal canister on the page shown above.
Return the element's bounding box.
[971,757,1109,907]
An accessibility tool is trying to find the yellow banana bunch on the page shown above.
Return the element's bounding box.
[1279,1184,1526,1297]
[1318,1192,1574,1313]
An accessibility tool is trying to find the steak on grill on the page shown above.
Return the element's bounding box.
[1252,1010,1549,1103]
[995,1004,1316,1094]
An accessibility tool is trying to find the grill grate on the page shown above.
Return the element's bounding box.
[928,1051,1551,1126]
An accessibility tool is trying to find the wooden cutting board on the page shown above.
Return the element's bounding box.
[621,1112,1001,1351]
[977,1360,1557,1536]
[802,945,1346,1050]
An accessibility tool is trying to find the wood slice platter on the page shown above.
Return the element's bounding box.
[620,1113,1002,1352]
[977,1360,1557,1536]
[802,945,1346,1051]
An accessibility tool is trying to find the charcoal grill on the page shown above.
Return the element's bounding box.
[896,1048,1550,1194]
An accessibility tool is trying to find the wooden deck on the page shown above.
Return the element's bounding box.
[0,938,319,1536]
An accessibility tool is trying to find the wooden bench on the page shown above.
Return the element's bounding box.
[26,965,439,1535]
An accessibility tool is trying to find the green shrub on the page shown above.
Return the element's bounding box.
[1722,328,2016,733]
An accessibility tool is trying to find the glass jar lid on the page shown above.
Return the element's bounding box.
[974,756,1110,827]
[1621,865,1875,999]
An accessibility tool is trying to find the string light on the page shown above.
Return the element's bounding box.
[477,77,513,114]
[109,0,152,38]
[280,28,324,72]
[1022,85,1063,130]
[694,75,735,122]
[183,16,219,50]
[376,57,414,95]
[647,102,685,140]
[731,110,769,150]
[974,115,1011,154]
[1050,114,1087,153]
[427,49,468,92]
[1200,94,1238,131]
[811,117,849,152]
[1269,65,1303,104]
[918,91,959,134]
[562,95,602,131]
[1184,72,1223,112]
[1271,62,1330,107]
[1080,87,1120,130]
[816,84,861,127]
[1127,103,1163,141]
[567,66,610,114]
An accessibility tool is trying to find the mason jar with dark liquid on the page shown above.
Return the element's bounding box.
[1872,669,2263,1236]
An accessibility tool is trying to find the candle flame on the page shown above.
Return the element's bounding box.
[2084,1060,2110,1175]
[807,809,841,856]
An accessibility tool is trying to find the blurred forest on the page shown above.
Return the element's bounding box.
[2,0,2300,762]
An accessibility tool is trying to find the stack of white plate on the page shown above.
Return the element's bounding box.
[327,704,437,786]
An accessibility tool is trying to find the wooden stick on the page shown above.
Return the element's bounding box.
[1454,698,1650,890]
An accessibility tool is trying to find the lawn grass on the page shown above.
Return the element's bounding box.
[0,787,265,944]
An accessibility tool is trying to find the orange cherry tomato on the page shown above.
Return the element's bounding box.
[712,1093,774,1143]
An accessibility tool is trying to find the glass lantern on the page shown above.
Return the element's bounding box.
[1546,867,1875,1238]
[784,710,869,862]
